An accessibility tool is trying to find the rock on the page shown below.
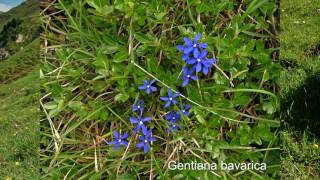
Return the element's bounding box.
[15,34,24,43]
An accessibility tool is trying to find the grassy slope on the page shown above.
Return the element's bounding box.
[0,69,39,179]
[280,0,320,179]
[0,0,38,30]
[0,39,39,83]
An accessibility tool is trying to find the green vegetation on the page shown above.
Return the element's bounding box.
[0,0,39,57]
[280,0,320,178]
[41,0,280,179]
[0,69,39,179]
[0,0,38,30]
[0,0,39,179]
[0,39,39,83]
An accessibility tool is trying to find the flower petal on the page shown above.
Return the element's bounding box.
[113,131,119,139]
[183,37,192,46]
[122,133,129,139]
[182,54,189,60]
[173,93,180,98]
[199,43,208,49]
[196,63,202,72]
[193,48,200,58]
[149,137,157,142]
[194,33,201,43]
[142,126,148,135]
[160,96,168,101]
[122,141,128,147]
[150,86,157,91]
[150,79,155,84]
[130,117,137,123]
[203,67,209,75]
[133,125,140,134]
[182,78,189,87]
[143,144,149,153]
[146,88,151,94]
[200,50,207,59]
[186,58,196,64]
[165,101,171,108]
[138,85,146,90]
[136,142,144,148]
[184,46,193,54]
[172,100,177,105]
[168,88,172,97]
[190,75,197,80]
[142,117,152,122]
[177,45,184,51]
[109,140,117,145]
[114,144,121,150]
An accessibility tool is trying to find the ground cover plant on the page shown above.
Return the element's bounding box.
[0,1,39,178]
[41,0,281,179]
[0,69,39,179]
[279,0,320,178]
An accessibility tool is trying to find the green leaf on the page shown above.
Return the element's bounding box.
[114,93,129,102]
[113,49,128,63]
[43,101,57,110]
[103,45,119,54]
[239,124,251,145]
[262,102,275,114]
[134,32,155,44]
[193,108,206,125]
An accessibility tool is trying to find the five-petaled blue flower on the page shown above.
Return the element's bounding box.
[177,33,208,60]
[136,129,156,153]
[138,79,157,94]
[181,104,191,116]
[132,100,144,114]
[130,115,152,134]
[109,131,129,150]
[160,88,180,108]
[181,66,198,87]
[165,110,181,122]
[167,122,180,133]
[186,49,216,75]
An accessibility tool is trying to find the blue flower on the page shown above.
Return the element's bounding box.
[181,66,197,87]
[132,100,144,114]
[186,49,216,75]
[138,79,157,94]
[165,110,181,122]
[167,122,180,133]
[160,88,180,108]
[130,115,152,134]
[177,33,208,60]
[109,131,129,150]
[136,128,156,153]
[181,104,191,116]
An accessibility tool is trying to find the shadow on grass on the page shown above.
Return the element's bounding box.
[281,73,320,137]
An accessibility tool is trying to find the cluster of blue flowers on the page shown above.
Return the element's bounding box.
[177,34,217,87]
[109,33,212,153]
[109,80,158,153]
[159,88,191,133]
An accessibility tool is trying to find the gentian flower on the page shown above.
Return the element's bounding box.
[138,79,157,94]
[136,129,156,153]
[181,66,197,87]
[160,88,180,108]
[130,115,152,133]
[177,33,208,60]
[186,49,217,75]
[167,122,180,133]
[181,104,191,116]
[132,100,144,113]
[109,131,129,150]
[165,110,181,122]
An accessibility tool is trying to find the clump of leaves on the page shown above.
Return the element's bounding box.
[41,0,281,179]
